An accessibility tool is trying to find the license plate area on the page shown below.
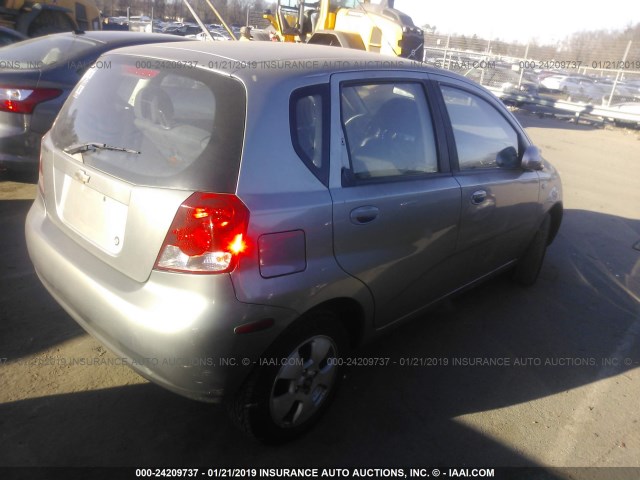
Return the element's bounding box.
[57,172,128,255]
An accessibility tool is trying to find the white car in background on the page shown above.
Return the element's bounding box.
[595,79,637,101]
[541,75,604,102]
[186,30,230,41]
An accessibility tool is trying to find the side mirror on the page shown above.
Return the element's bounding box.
[521,145,544,171]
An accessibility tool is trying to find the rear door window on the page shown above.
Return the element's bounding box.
[340,82,438,180]
[52,56,246,192]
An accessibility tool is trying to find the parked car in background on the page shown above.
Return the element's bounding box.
[186,30,230,41]
[160,24,185,35]
[102,17,130,31]
[159,22,202,36]
[182,24,202,36]
[465,66,539,96]
[625,79,640,99]
[594,79,637,102]
[0,26,27,46]
[26,42,562,442]
[0,31,189,174]
[540,75,604,102]
[539,74,569,91]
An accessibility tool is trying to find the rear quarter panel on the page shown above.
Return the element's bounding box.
[231,74,375,326]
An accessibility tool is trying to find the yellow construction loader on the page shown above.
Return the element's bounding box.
[0,0,101,37]
[264,0,423,60]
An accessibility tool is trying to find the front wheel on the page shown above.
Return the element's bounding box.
[229,310,348,443]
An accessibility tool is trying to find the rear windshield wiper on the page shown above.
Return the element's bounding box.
[64,142,140,155]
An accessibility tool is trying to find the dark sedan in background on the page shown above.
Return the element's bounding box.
[0,26,27,46]
[0,31,189,175]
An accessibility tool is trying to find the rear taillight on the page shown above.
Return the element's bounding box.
[155,193,250,274]
[0,87,62,114]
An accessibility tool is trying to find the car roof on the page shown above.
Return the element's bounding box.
[105,41,456,84]
[64,30,191,44]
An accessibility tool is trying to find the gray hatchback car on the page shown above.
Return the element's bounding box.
[26,41,562,442]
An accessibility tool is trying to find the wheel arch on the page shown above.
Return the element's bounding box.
[310,297,367,348]
[273,297,367,352]
[229,298,361,441]
[547,202,563,245]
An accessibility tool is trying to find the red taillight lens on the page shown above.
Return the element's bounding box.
[155,193,250,274]
[122,65,160,78]
[0,87,62,114]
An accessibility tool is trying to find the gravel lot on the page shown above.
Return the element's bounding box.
[0,113,639,477]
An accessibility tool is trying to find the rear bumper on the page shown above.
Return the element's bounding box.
[25,194,297,402]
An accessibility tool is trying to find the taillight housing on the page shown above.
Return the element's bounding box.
[0,87,62,114]
[155,193,250,274]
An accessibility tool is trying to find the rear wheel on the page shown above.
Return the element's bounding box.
[513,214,551,286]
[229,310,348,443]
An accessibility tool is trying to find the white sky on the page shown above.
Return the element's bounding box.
[394,0,640,44]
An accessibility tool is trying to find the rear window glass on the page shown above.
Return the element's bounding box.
[52,55,246,192]
[0,35,99,68]
[290,84,330,186]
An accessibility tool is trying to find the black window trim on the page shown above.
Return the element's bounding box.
[289,83,331,187]
[338,78,448,188]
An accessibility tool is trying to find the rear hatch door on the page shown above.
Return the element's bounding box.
[41,52,246,282]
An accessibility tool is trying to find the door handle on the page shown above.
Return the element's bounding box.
[471,190,487,205]
[350,206,379,225]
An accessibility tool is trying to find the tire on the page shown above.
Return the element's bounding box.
[513,214,551,286]
[229,310,348,443]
